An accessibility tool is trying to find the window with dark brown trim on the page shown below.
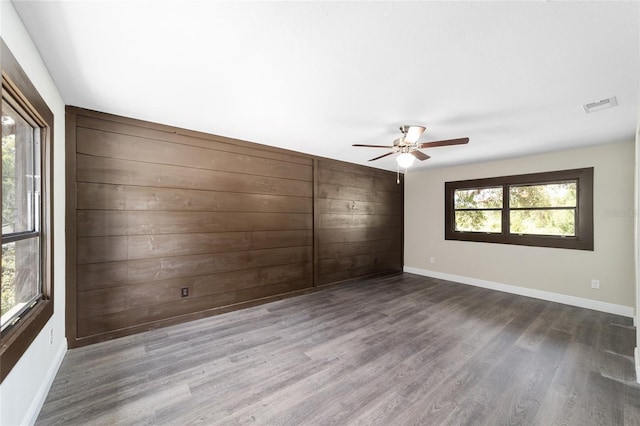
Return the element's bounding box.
[0,39,54,382]
[445,168,593,250]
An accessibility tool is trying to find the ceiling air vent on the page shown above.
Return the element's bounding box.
[582,96,617,113]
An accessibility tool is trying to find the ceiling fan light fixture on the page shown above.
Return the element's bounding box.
[396,152,415,168]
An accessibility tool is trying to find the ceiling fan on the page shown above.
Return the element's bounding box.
[353,125,469,169]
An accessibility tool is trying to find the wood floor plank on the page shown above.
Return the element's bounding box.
[36,273,640,425]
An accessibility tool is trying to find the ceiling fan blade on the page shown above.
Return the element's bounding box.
[418,137,469,149]
[411,150,430,161]
[353,144,395,148]
[369,152,394,161]
[404,126,426,143]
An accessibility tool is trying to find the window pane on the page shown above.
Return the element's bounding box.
[454,187,503,209]
[455,210,502,233]
[2,100,38,235]
[510,209,575,236]
[1,238,40,328]
[509,182,576,208]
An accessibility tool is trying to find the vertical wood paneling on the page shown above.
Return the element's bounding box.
[66,107,403,347]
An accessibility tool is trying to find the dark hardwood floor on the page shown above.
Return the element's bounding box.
[36,273,640,425]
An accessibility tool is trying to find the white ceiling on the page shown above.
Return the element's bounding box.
[12,0,640,172]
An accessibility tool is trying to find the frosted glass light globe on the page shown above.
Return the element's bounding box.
[396,152,415,168]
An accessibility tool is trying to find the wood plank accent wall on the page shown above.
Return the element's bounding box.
[66,107,403,347]
[316,159,403,285]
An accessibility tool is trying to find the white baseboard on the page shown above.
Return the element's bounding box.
[24,339,67,426]
[404,266,634,318]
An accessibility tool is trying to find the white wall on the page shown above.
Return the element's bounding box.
[635,85,640,381]
[0,2,67,425]
[636,125,640,380]
[405,141,635,314]
[634,0,640,383]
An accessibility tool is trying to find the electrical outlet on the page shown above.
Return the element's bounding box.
[429,257,435,264]
[181,287,189,297]
[591,279,600,289]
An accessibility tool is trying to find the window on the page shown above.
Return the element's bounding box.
[2,98,42,330]
[445,168,593,250]
[0,39,53,382]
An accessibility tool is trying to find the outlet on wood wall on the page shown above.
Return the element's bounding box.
[65,107,403,347]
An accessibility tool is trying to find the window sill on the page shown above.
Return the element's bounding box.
[0,298,52,382]
[445,231,593,250]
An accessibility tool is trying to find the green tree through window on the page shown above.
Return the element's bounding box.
[1,124,16,315]
[445,168,593,250]
[509,182,576,236]
[453,187,502,233]
[1,100,41,324]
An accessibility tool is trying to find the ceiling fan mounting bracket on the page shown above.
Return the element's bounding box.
[399,124,424,135]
